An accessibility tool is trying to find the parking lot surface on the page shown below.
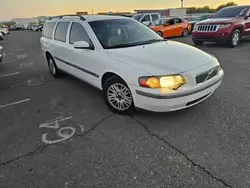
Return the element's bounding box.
[0,31,250,188]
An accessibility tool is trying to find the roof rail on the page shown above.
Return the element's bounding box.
[49,14,85,21]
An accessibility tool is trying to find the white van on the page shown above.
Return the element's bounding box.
[132,13,160,26]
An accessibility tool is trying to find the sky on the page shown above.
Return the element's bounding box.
[0,0,249,21]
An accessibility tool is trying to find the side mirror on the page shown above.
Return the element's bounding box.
[73,41,94,50]
[164,23,170,26]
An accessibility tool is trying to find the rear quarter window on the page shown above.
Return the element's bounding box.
[42,22,56,39]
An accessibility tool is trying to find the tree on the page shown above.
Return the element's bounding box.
[186,2,237,14]
[3,21,16,27]
[216,2,237,11]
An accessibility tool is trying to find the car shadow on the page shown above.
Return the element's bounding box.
[134,102,201,119]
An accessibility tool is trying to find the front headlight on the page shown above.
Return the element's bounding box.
[219,24,231,29]
[138,75,186,90]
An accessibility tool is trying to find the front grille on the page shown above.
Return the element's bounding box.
[196,66,219,84]
[197,25,218,32]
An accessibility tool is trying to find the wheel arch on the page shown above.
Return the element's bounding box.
[45,51,53,60]
[101,72,126,89]
[233,26,243,36]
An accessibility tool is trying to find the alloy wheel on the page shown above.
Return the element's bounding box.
[49,59,56,75]
[107,83,133,111]
[232,32,239,46]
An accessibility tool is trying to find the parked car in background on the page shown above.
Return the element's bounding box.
[31,25,43,31]
[0,32,3,40]
[41,14,224,114]
[0,27,9,35]
[183,16,198,22]
[11,25,24,31]
[189,14,213,31]
[133,13,161,26]
[192,5,250,47]
[151,17,191,38]
[0,46,3,62]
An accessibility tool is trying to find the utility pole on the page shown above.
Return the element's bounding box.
[92,9,94,15]
[181,0,184,8]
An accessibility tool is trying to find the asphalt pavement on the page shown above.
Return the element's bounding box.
[0,31,250,188]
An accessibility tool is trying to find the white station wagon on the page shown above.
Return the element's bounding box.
[40,15,224,114]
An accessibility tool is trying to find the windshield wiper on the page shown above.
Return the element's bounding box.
[106,39,166,49]
[106,43,140,49]
[138,39,167,45]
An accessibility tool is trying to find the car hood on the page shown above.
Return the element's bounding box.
[107,41,216,75]
[189,21,198,24]
[197,18,238,24]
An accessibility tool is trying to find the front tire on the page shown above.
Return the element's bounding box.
[182,28,189,37]
[157,31,163,38]
[46,55,61,78]
[228,29,241,47]
[103,76,135,115]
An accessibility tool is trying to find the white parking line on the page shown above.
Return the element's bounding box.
[0,72,20,78]
[17,54,27,59]
[5,53,14,56]
[10,83,23,88]
[0,60,17,64]
[0,98,30,109]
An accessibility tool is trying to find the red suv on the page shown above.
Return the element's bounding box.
[192,6,250,47]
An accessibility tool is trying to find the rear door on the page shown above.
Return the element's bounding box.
[151,14,160,26]
[52,22,71,72]
[140,14,151,26]
[41,22,57,61]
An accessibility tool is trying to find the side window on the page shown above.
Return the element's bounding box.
[175,18,182,24]
[168,19,175,25]
[54,22,70,42]
[151,14,159,21]
[141,15,150,22]
[42,22,56,39]
[69,22,90,44]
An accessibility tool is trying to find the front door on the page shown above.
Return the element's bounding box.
[67,22,103,88]
[174,18,184,36]
[163,18,176,38]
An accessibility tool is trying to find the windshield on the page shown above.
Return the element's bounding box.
[155,19,169,26]
[187,17,197,21]
[89,19,164,49]
[132,14,143,21]
[213,6,248,18]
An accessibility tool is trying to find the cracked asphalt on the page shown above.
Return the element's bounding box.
[0,31,250,188]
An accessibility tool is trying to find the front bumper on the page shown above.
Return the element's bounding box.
[129,69,224,112]
[192,30,231,42]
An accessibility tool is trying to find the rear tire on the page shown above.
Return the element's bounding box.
[46,55,61,78]
[182,28,189,37]
[103,76,135,115]
[193,39,204,45]
[228,29,241,47]
[157,31,163,38]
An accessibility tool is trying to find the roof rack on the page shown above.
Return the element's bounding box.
[49,14,85,21]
